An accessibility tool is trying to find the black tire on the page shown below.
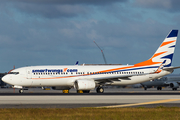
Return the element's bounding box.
[157,87,159,90]
[172,88,177,90]
[144,87,147,90]
[19,89,24,93]
[174,88,177,90]
[96,87,104,93]
[157,87,162,90]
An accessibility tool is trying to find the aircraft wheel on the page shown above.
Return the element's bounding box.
[96,87,104,93]
[157,87,162,90]
[19,89,24,93]
[144,87,147,90]
[173,88,177,90]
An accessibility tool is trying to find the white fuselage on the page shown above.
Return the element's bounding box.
[2,64,172,88]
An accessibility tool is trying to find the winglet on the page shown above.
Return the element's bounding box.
[75,61,79,65]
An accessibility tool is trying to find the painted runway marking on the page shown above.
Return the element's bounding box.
[97,99,180,108]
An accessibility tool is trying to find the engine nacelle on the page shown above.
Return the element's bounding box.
[169,82,179,88]
[74,80,95,90]
[52,86,71,90]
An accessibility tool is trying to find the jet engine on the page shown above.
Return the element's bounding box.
[169,82,179,88]
[74,80,95,90]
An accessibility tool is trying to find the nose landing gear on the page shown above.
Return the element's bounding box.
[18,88,28,93]
[19,89,24,93]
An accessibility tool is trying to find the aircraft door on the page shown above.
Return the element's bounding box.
[26,69,32,79]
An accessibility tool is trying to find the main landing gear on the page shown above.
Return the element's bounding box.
[157,87,162,90]
[144,87,147,90]
[96,87,104,93]
[172,88,177,90]
[19,89,24,93]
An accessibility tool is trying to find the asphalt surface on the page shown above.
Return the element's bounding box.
[0,87,179,108]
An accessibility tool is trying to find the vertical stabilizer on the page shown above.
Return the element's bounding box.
[135,30,178,67]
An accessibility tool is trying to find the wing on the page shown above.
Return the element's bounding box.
[94,63,165,85]
[94,73,147,85]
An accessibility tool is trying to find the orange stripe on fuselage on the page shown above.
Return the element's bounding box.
[31,62,157,80]
[134,51,167,67]
[98,65,135,73]
[31,61,160,80]
[32,45,169,80]
[134,59,161,67]
[160,40,176,47]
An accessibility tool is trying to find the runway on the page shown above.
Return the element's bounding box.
[0,88,180,108]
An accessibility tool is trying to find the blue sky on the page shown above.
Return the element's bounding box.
[1,0,180,73]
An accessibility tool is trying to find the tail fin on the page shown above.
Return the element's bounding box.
[135,30,178,67]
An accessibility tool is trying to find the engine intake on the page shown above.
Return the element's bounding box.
[169,82,179,88]
[74,80,95,90]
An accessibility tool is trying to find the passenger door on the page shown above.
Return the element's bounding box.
[26,69,32,79]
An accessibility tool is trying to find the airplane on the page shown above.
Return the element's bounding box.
[2,30,180,93]
[141,74,180,90]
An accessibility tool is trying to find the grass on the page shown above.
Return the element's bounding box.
[0,107,180,120]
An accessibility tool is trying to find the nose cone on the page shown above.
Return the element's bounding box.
[2,75,10,83]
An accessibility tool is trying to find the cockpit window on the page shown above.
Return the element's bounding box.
[9,72,19,75]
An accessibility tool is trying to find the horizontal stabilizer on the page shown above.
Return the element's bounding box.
[163,66,180,71]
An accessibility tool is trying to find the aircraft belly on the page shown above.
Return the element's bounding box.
[30,78,74,86]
